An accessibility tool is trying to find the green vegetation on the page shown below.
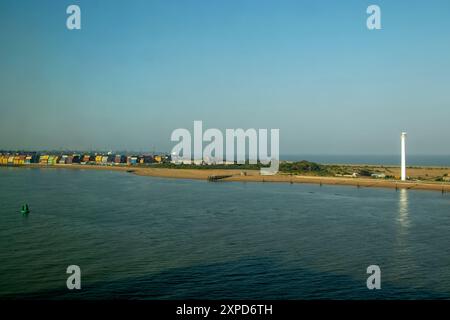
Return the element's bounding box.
[150,160,332,175]
[279,160,330,176]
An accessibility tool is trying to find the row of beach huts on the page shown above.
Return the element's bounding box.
[0,153,169,166]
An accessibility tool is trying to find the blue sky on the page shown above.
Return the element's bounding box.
[1,0,450,155]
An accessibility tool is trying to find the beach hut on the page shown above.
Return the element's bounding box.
[18,155,26,165]
[127,156,138,165]
[59,155,68,164]
[25,153,38,164]
[114,155,126,164]
[72,155,81,163]
[95,155,103,164]
[101,156,109,164]
[139,155,154,164]
[154,155,162,163]
[0,155,9,165]
[48,155,59,165]
[39,155,49,165]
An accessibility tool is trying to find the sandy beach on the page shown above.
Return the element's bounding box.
[6,163,450,193]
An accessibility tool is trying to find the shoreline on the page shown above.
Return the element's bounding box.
[2,163,450,193]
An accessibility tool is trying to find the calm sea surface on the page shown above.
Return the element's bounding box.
[0,167,450,299]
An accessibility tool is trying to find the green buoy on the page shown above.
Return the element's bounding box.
[21,204,30,214]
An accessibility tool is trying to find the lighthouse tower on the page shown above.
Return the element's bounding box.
[401,132,407,181]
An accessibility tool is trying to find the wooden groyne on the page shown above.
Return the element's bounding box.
[207,175,233,182]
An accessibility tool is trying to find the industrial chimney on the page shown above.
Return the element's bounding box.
[401,132,407,181]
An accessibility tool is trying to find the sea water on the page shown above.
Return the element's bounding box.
[0,167,449,299]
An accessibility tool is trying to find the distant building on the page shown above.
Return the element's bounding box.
[336,173,359,178]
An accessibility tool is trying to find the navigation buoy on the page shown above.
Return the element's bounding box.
[21,204,30,214]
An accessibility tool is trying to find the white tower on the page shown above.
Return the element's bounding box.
[401,132,407,181]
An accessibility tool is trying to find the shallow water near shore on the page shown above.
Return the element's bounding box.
[1,166,450,299]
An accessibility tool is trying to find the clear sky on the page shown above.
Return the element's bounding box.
[1,0,449,155]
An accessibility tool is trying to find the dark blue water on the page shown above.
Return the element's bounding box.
[1,167,450,299]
